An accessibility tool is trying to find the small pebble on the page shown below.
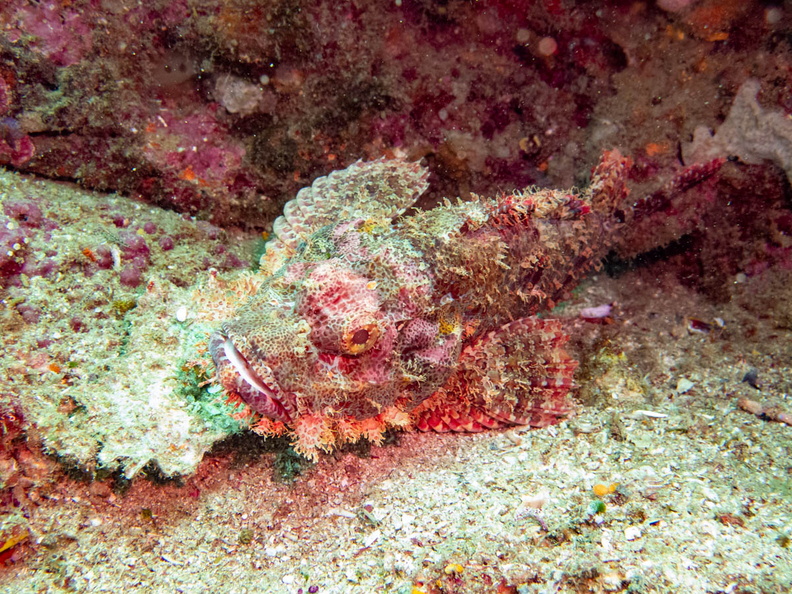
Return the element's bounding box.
[580,303,612,319]
[766,7,783,25]
[537,36,558,56]
[625,526,642,541]
[737,397,762,415]
[633,410,668,419]
[742,368,761,390]
[519,493,548,509]
[175,306,188,322]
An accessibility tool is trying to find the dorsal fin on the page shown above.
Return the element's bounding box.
[262,158,429,270]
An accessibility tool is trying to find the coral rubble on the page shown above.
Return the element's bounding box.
[683,79,792,184]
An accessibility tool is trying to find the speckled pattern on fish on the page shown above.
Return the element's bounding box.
[210,153,636,459]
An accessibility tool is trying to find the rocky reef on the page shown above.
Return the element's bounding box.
[0,0,789,226]
[1,1,791,589]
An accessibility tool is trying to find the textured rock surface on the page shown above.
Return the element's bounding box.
[0,170,251,479]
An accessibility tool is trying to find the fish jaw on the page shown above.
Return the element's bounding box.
[209,330,295,423]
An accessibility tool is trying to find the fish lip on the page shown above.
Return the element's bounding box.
[210,330,294,423]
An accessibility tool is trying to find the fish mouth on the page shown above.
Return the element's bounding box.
[210,331,294,423]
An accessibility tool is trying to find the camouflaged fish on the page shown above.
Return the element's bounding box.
[210,153,634,459]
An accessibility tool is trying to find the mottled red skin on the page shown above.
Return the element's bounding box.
[210,154,723,458]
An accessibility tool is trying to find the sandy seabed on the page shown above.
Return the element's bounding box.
[2,247,791,593]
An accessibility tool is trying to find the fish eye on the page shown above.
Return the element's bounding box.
[342,322,380,355]
[351,328,370,345]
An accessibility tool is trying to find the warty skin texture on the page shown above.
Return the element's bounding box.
[210,153,637,459]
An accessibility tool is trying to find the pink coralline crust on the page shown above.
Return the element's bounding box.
[112,215,129,228]
[94,246,114,270]
[0,0,638,226]
[140,105,246,190]
[0,134,35,168]
[0,78,10,116]
[0,201,60,286]
[21,258,56,280]
[16,304,41,324]
[118,232,150,262]
[3,200,44,228]
[136,0,190,28]
[0,224,27,281]
[158,236,175,251]
[119,264,145,288]
[195,221,221,241]
[221,253,247,270]
[133,103,251,214]
[8,1,93,66]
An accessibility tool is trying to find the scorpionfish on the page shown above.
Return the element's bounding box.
[210,152,632,459]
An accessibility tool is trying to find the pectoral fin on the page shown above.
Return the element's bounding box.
[412,317,576,432]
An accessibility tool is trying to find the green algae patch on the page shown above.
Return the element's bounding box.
[175,328,248,437]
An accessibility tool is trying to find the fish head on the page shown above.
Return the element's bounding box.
[210,219,461,426]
